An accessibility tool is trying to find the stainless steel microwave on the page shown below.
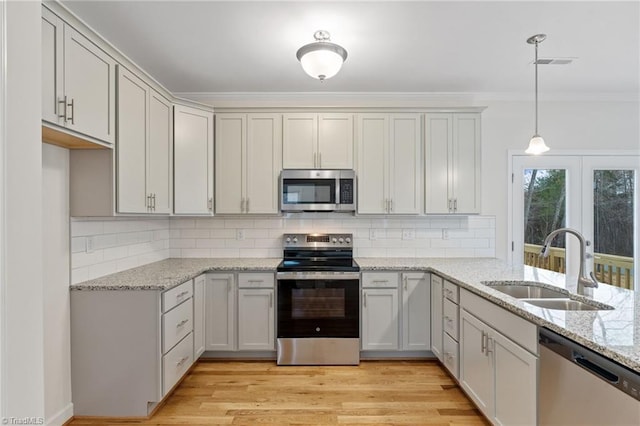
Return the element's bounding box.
[280,169,356,212]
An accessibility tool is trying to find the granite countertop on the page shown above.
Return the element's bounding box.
[71,256,640,373]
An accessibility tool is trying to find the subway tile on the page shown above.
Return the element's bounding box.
[466,216,495,229]
[225,239,255,249]
[254,219,283,229]
[116,232,140,246]
[138,250,169,265]
[430,239,461,249]
[342,218,371,228]
[211,229,237,239]
[416,248,446,257]
[180,228,211,239]
[195,218,226,228]
[254,239,281,249]
[169,229,181,239]
[474,228,495,238]
[170,219,196,229]
[356,247,386,257]
[225,218,254,229]
[416,229,442,239]
[71,237,86,253]
[88,261,118,280]
[181,248,211,258]
[210,248,240,258]
[71,220,104,237]
[240,248,273,258]
[153,229,170,240]
[73,250,104,268]
[448,230,475,239]
[460,238,490,248]
[430,218,462,229]
[103,246,129,262]
[129,242,155,256]
[475,248,496,257]
[117,257,140,272]
[445,248,476,257]
[169,249,182,258]
[244,229,270,239]
[387,248,416,257]
[196,239,226,249]
[385,229,402,239]
[170,238,196,249]
[267,249,281,258]
[71,267,89,285]
[93,234,119,250]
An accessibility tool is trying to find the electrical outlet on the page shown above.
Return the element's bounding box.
[369,229,378,240]
[442,229,449,240]
[86,236,95,253]
[236,229,244,240]
[402,229,415,240]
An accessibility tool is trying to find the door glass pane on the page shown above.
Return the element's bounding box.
[523,169,567,273]
[592,170,635,289]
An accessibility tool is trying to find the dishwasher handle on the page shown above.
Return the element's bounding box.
[573,353,619,384]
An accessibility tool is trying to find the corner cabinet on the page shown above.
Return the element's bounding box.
[205,274,236,351]
[174,104,214,215]
[215,114,282,214]
[283,113,354,169]
[459,288,538,425]
[425,113,481,214]
[42,6,116,146]
[117,67,172,214]
[70,280,195,417]
[356,114,421,214]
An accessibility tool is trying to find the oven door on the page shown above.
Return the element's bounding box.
[277,274,359,339]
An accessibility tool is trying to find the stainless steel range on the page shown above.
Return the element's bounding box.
[276,233,360,365]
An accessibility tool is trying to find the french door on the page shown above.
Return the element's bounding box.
[512,154,639,290]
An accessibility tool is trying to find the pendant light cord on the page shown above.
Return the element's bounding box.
[534,40,539,135]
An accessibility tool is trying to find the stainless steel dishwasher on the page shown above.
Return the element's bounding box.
[539,328,640,425]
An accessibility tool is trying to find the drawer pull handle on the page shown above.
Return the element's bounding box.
[176,319,189,328]
[176,356,189,367]
[247,279,264,283]
[371,280,388,283]
[481,331,486,354]
[486,337,493,356]
[176,291,189,299]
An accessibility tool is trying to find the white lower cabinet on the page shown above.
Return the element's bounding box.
[70,279,195,417]
[205,272,275,353]
[361,271,430,352]
[459,289,538,425]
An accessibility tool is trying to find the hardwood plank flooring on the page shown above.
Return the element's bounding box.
[70,360,489,425]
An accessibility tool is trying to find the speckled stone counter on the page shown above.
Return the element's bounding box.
[71,256,640,374]
[70,258,281,291]
[358,257,640,373]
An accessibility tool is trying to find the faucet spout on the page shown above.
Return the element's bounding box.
[540,227,599,295]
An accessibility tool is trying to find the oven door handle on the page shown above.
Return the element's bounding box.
[276,272,360,280]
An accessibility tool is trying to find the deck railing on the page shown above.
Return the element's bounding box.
[524,243,634,290]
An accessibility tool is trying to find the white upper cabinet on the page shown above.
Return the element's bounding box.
[116,68,172,214]
[283,113,353,169]
[356,114,421,214]
[425,113,481,214]
[215,114,282,214]
[174,104,214,215]
[42,6,116,145]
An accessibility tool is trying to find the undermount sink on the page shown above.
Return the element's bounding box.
[482,281,568,299]
[523,298,613,311]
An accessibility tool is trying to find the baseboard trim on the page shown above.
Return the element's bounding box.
[47,402,74,426]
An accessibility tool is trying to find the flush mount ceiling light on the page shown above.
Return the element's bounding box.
[525,33,550,155]
[296,30,348,81]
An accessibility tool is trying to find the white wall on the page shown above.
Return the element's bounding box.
[42,145,72,425]
[3,0,45,418]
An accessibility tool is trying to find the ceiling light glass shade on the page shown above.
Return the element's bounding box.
[296,31,347,81]
[525,135,550,155]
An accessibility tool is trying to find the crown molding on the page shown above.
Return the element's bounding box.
[175,91,639,108]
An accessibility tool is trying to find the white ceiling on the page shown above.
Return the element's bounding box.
[62,0,640,95]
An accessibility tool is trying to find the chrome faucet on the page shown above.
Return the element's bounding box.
[540,227,599,295]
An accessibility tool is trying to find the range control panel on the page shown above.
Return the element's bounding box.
[283,233,353,248]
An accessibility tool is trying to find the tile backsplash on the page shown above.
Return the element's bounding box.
[71,214,495,284]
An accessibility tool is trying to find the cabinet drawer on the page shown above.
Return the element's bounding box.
[162,332,193,396]
[443,298,459,341]
[443,280,459,304]
[162,280,193,313]
[443,332,459,380]
[238,273,274,288]
[162,299,193,354]
[362,272,399,288]
[431,274,443,288]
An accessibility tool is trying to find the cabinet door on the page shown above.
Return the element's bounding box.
[63,25,116,144]
[356,114,388,214]
[318,113,353,169]
[430,275,443,361]
[193,275,206,358]
[283,113,317,169]
[401,272,430,351]
[215,114,245,214]
[147,90,173,214]
[42,8,63,125]
[246,114,282,214]
[425,113,452,214]
[361,288,399,350]
[389,114,421,214]
[492,329,537,426]
[452,114,481,214]
[174,105,214,215]
[238,289,275,351]
[459,310,493,418]
[205,274,236,351]
[116,68,148,213]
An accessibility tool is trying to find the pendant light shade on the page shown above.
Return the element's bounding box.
[296,30,348,81]
[526,34,550,155]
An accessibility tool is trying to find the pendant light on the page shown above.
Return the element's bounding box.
[296,30,348,81]
[525,34,550,155]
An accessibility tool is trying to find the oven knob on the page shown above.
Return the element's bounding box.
[332,238,338,244]
[338,237,344,244]
[345,237,351,243]
[286,237,291,243]
[292,237,298,244]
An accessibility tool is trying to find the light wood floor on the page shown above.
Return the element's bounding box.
[70,360,489,425]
